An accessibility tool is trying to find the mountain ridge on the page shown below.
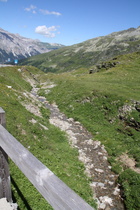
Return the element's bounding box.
[0,28,64,63]
[20,26,140,72]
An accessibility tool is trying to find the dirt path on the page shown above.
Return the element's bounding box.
[31,86,125,210]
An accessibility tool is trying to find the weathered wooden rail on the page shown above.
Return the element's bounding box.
[0,107,94,209]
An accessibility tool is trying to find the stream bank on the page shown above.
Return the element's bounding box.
[31,85,125,210]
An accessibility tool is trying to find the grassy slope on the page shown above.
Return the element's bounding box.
[1,51,140,209]
[19,34,140,73]
[42,52,140,210]
[0,66,96,209]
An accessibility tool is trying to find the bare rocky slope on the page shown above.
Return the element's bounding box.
[0,28,64,63]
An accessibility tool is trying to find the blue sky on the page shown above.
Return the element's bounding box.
[0,0,140,46]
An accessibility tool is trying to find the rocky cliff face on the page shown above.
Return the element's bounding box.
[0,28,63,63]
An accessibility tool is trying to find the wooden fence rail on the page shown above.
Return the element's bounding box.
[0,108,94,210]
[0,107,12,203]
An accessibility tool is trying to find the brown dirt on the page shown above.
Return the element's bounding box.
[118,154,140,174]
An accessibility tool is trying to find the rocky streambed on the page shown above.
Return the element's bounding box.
[31,85,125,210]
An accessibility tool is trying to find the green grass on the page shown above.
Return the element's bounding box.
[0,66,96,209]
[20,33,140,74]
[119,169,140,210]
[44,52,140,209]
[1,51,140,209]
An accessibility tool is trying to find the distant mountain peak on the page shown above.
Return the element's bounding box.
[0,28,64,63]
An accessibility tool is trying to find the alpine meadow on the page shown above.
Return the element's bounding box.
[0,27,140,210]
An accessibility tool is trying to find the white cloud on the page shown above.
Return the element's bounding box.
[25,5,37,14]
[32,10,37,14]
[24,5,61,16]
[35,25,59,38]
[39,9,61,16]
[0,0,8,2]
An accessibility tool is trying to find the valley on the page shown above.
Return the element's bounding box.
[0,26,140,210]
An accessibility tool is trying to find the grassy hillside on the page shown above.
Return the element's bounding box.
[20,39,140,73]
[0,51,140,209]
[38,52,140,210]
[0,66,96,209]
[20,27,140,73]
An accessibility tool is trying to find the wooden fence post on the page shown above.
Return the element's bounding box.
[0,107,12,202]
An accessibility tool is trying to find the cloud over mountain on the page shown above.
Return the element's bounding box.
[35,25,59,38]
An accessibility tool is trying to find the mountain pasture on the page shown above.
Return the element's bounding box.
[41,52,140,209]
[0,51,140,209]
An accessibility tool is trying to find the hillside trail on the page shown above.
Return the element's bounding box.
[31,83,125,210]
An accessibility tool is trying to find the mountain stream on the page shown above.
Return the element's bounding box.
[31,84,125,210]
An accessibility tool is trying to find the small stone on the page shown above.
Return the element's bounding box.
[99,196,113,206]
[103,156,107,160]
[6,85,12,88]
[95,168,104,173]
[113,186,120,195]
[93,141,101,149]
[86,139,94,145]
[108,181,114,185]
[98,152,103,155]
[99,203,106,209]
